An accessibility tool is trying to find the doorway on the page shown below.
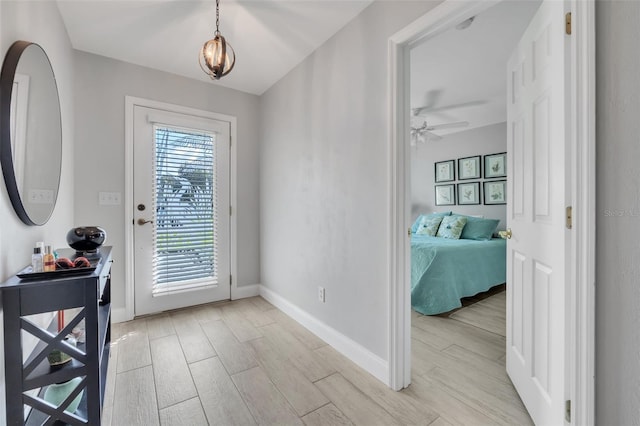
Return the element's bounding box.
[124,97,238,319]
[388,1,595,425]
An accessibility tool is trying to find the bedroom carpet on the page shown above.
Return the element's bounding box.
[448,289,506,337]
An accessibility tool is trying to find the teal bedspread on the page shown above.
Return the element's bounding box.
[411,235,506,315]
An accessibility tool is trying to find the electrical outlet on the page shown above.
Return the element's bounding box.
[99,191,121,205]
[318,286,325,303]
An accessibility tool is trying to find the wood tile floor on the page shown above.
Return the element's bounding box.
[103,292,532,425]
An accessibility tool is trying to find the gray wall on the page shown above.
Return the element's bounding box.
[73,52,261,312]
[259,1,438,360]
[411,122,507,229]
[0,1,76,421]
[595,1,640,423]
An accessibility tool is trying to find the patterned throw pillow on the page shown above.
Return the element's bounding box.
[415,216,444,236]
[436,215,467,239]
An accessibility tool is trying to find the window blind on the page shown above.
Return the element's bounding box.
[152,126,218,290]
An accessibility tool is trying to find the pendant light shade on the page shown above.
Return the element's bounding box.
[200,0,235,80]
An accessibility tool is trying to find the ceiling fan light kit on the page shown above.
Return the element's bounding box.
[199,0,235,80]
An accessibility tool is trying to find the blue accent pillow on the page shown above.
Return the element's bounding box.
[436,215,467,239]
[454,215,500,240]
[411,211,451,234]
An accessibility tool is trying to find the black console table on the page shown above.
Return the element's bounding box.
[1,246,112,425]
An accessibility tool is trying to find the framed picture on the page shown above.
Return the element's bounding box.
[457,182,480,205]
[435,184,456,206]
[484,152,507,178]
[458,156,481,180]
[434,160,455,182]
[484,180,506,205]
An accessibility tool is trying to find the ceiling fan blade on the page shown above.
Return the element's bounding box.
[427,121,469,131]
[423,130,442,141]
[413,100,488,116]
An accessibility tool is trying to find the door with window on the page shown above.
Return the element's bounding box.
[133,105,230,316]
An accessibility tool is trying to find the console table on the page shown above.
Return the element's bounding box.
[1,246,112,425]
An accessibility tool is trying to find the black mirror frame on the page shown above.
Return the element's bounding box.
[0,41,62,226]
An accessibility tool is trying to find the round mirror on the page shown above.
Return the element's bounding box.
[0,41,62,225]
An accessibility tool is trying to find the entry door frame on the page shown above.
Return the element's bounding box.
[387,1,595,424]
[123,96,238,321]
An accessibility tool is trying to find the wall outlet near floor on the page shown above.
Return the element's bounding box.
[99,191,121,205]
[318,286,325,303]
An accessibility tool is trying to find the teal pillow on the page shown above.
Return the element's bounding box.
[436,216,467,239]
[415,216,444,236]
[455,215,500,240]
[411,211,451,234]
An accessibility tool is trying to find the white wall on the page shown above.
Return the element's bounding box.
[411,122,507,229]
[260,1,438,361]
[0,1,76,421]
[595,1,640,423]
[73,52,261,313]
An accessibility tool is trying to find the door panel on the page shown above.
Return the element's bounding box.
[506,1,568,424]
[133,105,230,316]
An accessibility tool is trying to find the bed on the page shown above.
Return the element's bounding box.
[411,234,506,315]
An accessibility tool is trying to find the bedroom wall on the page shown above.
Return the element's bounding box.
[595,1,640,423]
[73,52,261,316]
[410,122,507,229]
[259,0,438,362]
[0,1,76,421]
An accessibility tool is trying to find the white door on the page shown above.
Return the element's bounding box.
[506,1,569,424]
[133,105,231,316]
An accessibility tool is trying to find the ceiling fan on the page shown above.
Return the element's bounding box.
[410,119,469,145]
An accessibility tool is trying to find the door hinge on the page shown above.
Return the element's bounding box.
[230,275,232,286]
[565,12,572,35]
[565,399,571,422]
[566,206,573,229]
[407,227,412,238]
[230,136,232,148]
[230,205,232,216]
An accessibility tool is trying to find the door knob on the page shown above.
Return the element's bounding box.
[499,228,512,239]
[137,218,153,226]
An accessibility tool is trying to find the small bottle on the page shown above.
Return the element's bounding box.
[31,247,43,273]
[43,245,55,272]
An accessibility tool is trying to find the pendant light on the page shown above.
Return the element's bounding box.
[199,0,235,80]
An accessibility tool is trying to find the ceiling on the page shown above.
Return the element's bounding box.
[410,0,541,136]
[56,0,372,95]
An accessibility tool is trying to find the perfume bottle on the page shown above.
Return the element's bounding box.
[31,247,43,273]
[43,245,55,272]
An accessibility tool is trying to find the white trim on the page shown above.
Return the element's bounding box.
[260,285,389,384]
[124,96,238,321]
[387,1,595,423]
[111,307,128,324]
[232,284,260,299]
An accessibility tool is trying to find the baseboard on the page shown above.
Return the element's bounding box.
[232,284,260,299]
[259,285,389,385]
[111,307,130,324]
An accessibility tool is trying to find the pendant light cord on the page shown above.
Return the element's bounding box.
[216,0,220,34]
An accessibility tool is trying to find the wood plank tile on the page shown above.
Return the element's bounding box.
[200,319,258,375]
[221,303,264,342]
[100,338,119,426]
[116,319,152,373]
[170,310,216,364]
[190,356,256,425]
[150,334,198,409]
[301,403,354,426]
[428,417,454,426]
[411,325,452,351]
[250,337,329,416]
[190,303,222,323]
[249,296,276,312]
[442,344,510,384]
[449,302,506,337]
[404,374,495,426]
[235,298,276,327]
[159,397,207,426]
[232,366,303,426]
[112,365,159,426]
[261,323,334,382]
[266,309,327,350]
[427,367,532,425]
[316,345,438,425]
[146,314,176,340]
[412,315,505,360]
[315,373,401,426]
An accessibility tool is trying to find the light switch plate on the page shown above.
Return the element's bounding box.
[99,192,121,205]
